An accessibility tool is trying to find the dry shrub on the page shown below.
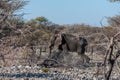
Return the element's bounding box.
[49,51,90,68]
[20,47,38,65]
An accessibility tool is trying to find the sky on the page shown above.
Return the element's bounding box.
[23,0,120,27]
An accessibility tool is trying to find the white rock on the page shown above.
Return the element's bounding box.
[25,65,31,69]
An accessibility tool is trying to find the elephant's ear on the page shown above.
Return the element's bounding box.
[81,38,88,47]
[53,34,62,51]
[49,35,57,47]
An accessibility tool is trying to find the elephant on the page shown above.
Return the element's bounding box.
[49,33,88,57]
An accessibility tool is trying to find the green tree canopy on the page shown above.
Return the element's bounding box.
[26,16,53,28]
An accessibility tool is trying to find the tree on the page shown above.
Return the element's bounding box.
[0,0,28,28]
[26,16,53,28]
[109,0,120,2]
[36,16,49,25]
[103,32,120,80]
[0,0,28,39]
[107,16,120,28]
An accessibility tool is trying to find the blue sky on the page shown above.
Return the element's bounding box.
[23,0,120,27]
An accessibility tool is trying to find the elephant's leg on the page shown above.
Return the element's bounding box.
[58,44,63,51]
[77,45,87,63]
[50,44,63,60]
[62,44,69,53]
[77,46,90,63]
[48,49,52,58]
[77,45,82,55]
[82,54,90,63]
[77,45,85,55]
[81,47,85,54]
[49,44,54,58]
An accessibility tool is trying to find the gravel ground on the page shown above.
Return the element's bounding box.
[0,65,119,80]
[0,52,119,80]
